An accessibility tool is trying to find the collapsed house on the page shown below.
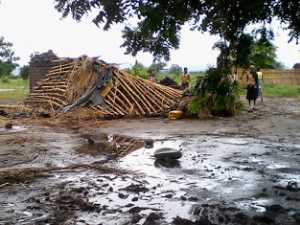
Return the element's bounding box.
[25,56,183,118]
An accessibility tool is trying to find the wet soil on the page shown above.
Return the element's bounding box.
[0,97,300,225]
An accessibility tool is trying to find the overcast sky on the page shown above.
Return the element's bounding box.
[0,0,299,70]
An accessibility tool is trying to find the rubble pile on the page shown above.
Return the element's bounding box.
[25,57,183,118]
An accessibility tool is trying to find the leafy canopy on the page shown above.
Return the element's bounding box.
[0,36,19,77]
[234,32,284,69]
[0,36,19,63]
[54,0,300,61]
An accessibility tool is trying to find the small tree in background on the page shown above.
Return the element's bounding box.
[19,65,29,80]
[127,60,149,79]
[0,36,19,78]
[250,39,285,69]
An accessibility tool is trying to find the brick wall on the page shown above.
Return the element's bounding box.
[28,50,59,92]
[29,63,57,91]
[236,68,300,86]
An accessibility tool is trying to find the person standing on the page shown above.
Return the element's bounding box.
[256,68,263,102]
[246,65,258,112]
[181,67,191,89]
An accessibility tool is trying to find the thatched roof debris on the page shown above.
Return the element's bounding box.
[25,57,183,118]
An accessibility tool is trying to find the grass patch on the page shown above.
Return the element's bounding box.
[0,78,28,89]
[157,72,205,86]
[0,78,29,101]
[263,84,300,97]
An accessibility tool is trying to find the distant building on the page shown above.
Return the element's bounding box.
[293,63,300,70]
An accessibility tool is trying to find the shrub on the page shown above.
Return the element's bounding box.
[20,65,29,80]
[188,67,242,117]
[127,61,149,79]
[1,76,10,83]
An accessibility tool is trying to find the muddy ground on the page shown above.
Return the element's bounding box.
[0,97,300,225]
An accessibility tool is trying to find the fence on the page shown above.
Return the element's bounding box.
[236,69,300,86]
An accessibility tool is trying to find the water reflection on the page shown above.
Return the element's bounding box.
[77,134,144,157]
[154,159,181,168]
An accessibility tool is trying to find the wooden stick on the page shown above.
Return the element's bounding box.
[106,95,128,115]
[107,88,131,112]
[113,73,145,115]
[103,100,123,115]
[28,95,67,106]
[117,73,152,113]
[51,62,77,69]
[133,80,163,112]
[130,79,157,113]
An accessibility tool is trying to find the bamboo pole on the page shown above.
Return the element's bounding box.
[113,73,146,115]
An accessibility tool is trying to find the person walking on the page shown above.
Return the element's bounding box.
[246,65,258,112]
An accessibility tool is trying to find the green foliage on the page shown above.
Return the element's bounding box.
[0,36,19,62]
[187,95,209,115]
[0,61,17,77]
[19,65,30,80]
[249,39,284,69]
[189,67,242,117]
[233,32,284,69]
[0,36,19,77]
[1,76,10,83]
[235,33,254,68]
[127,61,149,79]
[54,0,300,61]
[264,84,300,97]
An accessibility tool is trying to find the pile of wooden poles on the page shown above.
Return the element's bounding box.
[25,58,183,118]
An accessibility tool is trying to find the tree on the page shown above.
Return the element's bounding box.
[235,32,284,69]
[19,65,30,80]
[127,60,148,79]
[0,36,18,63]
[54,0,300,63]
[0,36,19,77]
[250,40,284,69]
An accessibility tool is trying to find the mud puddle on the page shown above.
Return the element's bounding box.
[0,129,300,225]
[118,135,300,224]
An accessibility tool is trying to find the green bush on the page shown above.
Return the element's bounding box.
[1,76,10,83]
[188,67,242,117]
[127,61,149,79]
[20,65,29,80]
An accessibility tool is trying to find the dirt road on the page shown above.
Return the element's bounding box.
[0,97,299,225]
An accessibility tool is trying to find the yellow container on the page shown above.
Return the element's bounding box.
[168,110,183,120]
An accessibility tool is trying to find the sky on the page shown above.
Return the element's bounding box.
[0,0,299,70]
